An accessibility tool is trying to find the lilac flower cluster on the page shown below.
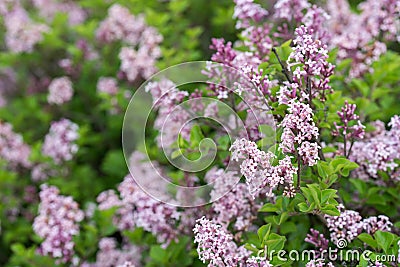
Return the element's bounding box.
[0,121,31,169]
[279,100,320,166]
[283,25,334,103]
[97,77,118,96]
[42,118,79,164]
[230,138,297,198]
[145,79,191,147]
[325,204,392,244]
[206,168,259,231]
[193,216,253,267]
[350,116,400,182]
[233,0,268,29]
[305,228,329,258]
[93,238,141,267]
[326,0,398,78]
[32,0,86,26]
[47,77,74,105]
[2,5,49,53]
[305,259,334,267]
[96,4,162,81]
[33,184,84,263]
[96,153,182,247]
[333,101,365,140]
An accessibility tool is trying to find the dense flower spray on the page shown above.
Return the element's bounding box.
[33,185,84,263]
[47,77,74,105]
[0,121,31,169]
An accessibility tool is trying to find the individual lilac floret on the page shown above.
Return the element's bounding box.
[332,101,365,141]
[0,121,31,169]
[33,185,84,263]
[42,118,79,164]
[47,77,74,105]
[193,216,251,266]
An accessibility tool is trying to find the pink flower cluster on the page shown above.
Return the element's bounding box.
[233,0,268,29]
[333,101,365,141]
[193,216,253,267]
[283,25,334,103]
[96,153,182,248]
[96,4,162,81]
[33,184,84,263]
[206,168,259,231]
[350,115,400,182]
[325,204,392,244]
[47,77,74,105]
[326,0,398,78]
[279,100,320,166]
[97,77,118,96]
[0,121,31,169]
[145,79,191,147]
[32,0,86,26]
[230,138,297,198]
[306,259,334,267]
[42,118,79,164]
[93,238,141,267]
[305,228,329,258]
[2,5,49,53]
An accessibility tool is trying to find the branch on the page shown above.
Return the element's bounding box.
[272,47,293,83]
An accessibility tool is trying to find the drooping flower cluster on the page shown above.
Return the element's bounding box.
[193,216,252,266]
[97,4,162,81]
[350,115,400,182]
[42,118,79,164]
[325,204,392,244]
[33,185,84,263]
[279,100,320,166]
[230,138,297,198]
[47,77,74,105]
[2,5,49,53]
[0,121,31,169]
[32,0,86,26]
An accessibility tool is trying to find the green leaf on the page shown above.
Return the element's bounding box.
[374,231,395,253]
[358,233,378,249]
[259,203,279,213]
